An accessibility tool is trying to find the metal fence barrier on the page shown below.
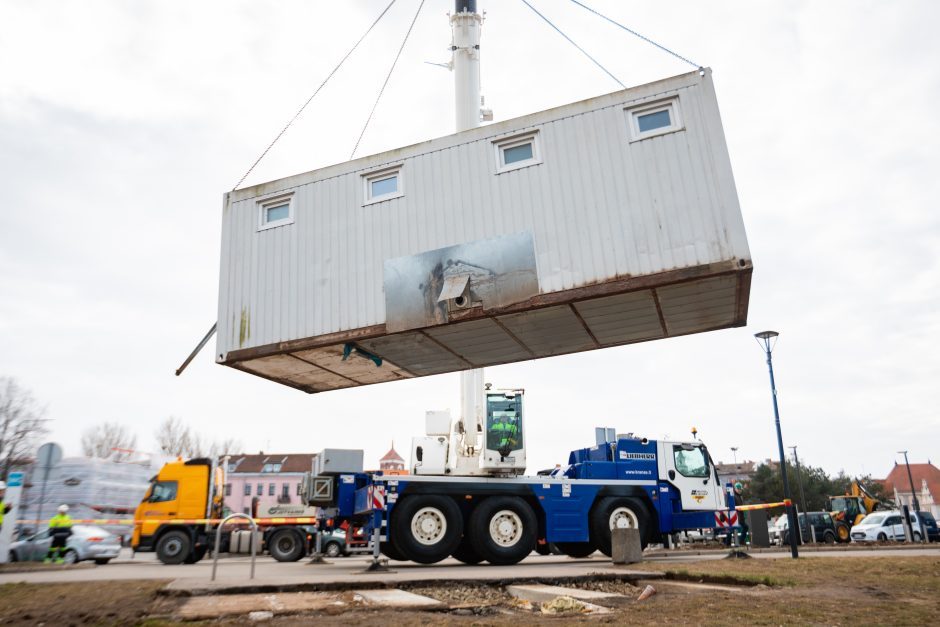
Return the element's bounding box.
[211,513,257,581]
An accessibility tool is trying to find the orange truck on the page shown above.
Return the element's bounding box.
[131,457,316,564]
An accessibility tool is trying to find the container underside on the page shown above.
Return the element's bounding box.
[222,261,751,393]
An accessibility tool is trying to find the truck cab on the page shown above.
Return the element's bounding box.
[131,458,222,563]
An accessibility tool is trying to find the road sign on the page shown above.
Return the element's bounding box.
[36,442,63,469]
[0,471,25,564]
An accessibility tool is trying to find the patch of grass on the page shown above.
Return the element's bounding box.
[0,579,170,626]
[662,567,793,587]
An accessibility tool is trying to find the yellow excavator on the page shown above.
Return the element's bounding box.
[827,480,891,542]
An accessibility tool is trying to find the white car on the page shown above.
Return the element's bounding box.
[850,511,927,543]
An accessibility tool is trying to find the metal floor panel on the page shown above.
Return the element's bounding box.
[574,290,664,345]
[497,306,596,357]
[658,276,738,335]
[359,332,470,376]
[292,345,412,385]
[425,318,531,365]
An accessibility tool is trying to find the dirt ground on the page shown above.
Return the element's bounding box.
[0,556,937,625]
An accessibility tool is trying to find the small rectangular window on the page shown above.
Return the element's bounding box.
[256,483,263,496]
[637,109,671,133]
[224,483,232,497]
[281,483,290,496]
[494,131,541,174]
[257,192,295,231]
[243,483,252,496]
[363,165,404,205]
[268,483,275,496]
[626,97,683,142]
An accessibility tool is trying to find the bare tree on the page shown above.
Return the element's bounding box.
[0,377,50,479]
[210,438,243,458]
[80,421,138,461]
[154,416,191,457]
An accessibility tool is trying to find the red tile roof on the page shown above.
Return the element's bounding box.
[380,445,404,463]
[228,454,315,474]
[881,462,940,502]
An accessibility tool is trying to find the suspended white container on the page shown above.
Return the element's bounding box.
[217,69,751,393]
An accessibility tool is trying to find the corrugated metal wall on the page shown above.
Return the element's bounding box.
[217,69,748,362]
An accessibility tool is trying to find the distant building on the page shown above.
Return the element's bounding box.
[224,453,315,516]
[879,461,940,517]
[715,460,757,486]
[379,443,408,475]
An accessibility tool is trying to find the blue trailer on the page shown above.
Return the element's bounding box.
[306,429,727,565]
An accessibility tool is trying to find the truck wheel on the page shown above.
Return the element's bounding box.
[468,496,537,565]
[156,530,192,565]
[268,529,305,562]
[555,542,596,558]
[184,546,207,564]
[835,522,851,542]
[391,495,463,564]
[590,496,649,556]
[452,536,483,565]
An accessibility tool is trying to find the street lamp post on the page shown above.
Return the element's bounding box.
[731,447,738,464]
[789,446,808,514]
[755,330,799,558]
[898,450,924,543]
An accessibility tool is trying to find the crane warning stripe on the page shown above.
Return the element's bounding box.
[735,499,792,511]
[714,511,739,528]
[17,517,321,525]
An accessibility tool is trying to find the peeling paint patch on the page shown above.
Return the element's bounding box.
[239,307,251,348]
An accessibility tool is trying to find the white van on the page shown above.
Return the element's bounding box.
[850,511,927,543]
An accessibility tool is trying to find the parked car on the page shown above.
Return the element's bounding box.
[317,528,354,557]
[917,511,939,542]
[9,525,121,564]
[850,510,931,543]
[772,512,837,545]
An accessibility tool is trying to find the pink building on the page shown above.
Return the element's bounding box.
[223,454,315,516]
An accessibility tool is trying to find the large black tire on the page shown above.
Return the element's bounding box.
[268,528,305,562]
[590,496,650,557]
[468,496,537,566]
[156,530,192,565]
[452,535,483,565]
[380,541,406,561]
[184,545,208,564]
[391,495,463,564]
[555,542,596,558]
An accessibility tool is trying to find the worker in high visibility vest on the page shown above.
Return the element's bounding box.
[0,481,10,531]
[45,504,73,564]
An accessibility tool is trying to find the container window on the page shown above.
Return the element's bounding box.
[626,97,683,142]
[494,131,541,173]
[257,192,295,231]
[363,165,404,205]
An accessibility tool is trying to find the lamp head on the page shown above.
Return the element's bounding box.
[754,331,779,340]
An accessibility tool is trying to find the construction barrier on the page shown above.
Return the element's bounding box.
[16,517,320,526]
[735,499,792,512]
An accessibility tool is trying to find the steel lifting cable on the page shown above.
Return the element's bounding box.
[231,0,398,191]
[350,0,426,160]
[568,0,702,70]
[519,0,625,89]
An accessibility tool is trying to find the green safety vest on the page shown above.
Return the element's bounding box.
[49,513,72,529]
[0,500,5,527]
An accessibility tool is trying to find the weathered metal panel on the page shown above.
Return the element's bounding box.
[216,68,751,392]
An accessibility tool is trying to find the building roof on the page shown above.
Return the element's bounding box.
[715,461,756,475]
[881,462,940,500]
[227,454,315,474]
[380,444,404,463]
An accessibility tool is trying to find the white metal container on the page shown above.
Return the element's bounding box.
[217,69,751,393]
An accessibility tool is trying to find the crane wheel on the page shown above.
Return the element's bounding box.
[451,535,483,564]
[380,541,406,561]
[590,496,650,557]
[391,495,463,564]
[468,496,537,565]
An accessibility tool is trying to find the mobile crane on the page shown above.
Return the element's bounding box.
[302,386,728,565]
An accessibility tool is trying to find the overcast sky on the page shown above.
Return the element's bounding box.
[1,1,937,480]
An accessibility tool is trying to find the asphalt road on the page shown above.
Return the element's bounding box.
[1,545,938,587]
